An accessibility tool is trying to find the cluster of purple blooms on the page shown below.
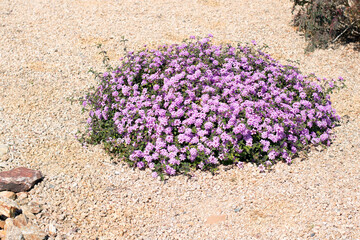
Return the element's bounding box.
[82,35,342,177]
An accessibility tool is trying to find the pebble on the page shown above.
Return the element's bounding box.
[16,192,28,201]
[0,197,20,218]
[0,162,8,168]
[0,145,8,158]
[0,191,16,200]
[205,215,227,224]
[234,207,243,213]
[49,223,57,236]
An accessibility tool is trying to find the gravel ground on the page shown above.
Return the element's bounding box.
[0,0,359,239]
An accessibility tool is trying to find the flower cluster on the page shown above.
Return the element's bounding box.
[80,35,343,177]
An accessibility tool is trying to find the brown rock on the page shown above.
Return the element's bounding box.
[4,218,24,240]
[0,220,5,229]
[14,214,29,228]
[20,224,47,240]
[0,197,21,218]
[16,192,29,205]
[20,206,36,220]
[205,214,227,224]
[0,168,43,193]
[27,202,42,215]
[0,191,16,200]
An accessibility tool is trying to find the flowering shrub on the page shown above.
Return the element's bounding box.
[79,35,345,178]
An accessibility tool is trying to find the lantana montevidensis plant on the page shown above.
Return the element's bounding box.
[79,35,345,179]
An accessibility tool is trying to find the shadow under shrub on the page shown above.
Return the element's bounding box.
[291,0,360,51]
[78,35,345,179]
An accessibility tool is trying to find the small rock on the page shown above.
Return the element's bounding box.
[16,192,28,201]
[0,191,16,200]
[20,224,47,240]
[20,206,36,220]
[205,215,227,224]
[0,167,43,193]
[27,202,42,215]
[14,214,29,228]
[1,154,9,161]
[48,223,57,236]
[310,232,316,237]
[57,214,66,221]
[234,207,243,213]
[0,162,8,168]
[0,220,5,229]
[16,192,29,205]
[0,197,21,218]
[0,230,5,238]
[0,145,8,158]
[4,218,24,240]
[315,146,323,152]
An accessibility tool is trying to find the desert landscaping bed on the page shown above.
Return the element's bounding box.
[0,0,359,239]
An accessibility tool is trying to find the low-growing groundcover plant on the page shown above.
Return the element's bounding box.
[78,35,345,179]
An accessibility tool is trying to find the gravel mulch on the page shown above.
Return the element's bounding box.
[0,0,359,239]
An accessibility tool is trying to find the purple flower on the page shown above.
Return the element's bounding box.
[286,157,292,165]
[195,118,203,127]
[260,140,270,152]
[165,135,173,143]
[169,158,180,165]
[204,122,213,130]
[165,165,176,175]
[197,143,205,151]
[137,161,145,169]
[268,150,276,160]
[244,135,253,147]
[198,162,204,169]
[185,128,192,135]
[320,133,329,142]
[237,162,244,168]
[209,156,219,164]
[197,130,208,137]
[258,164,265,172]
[189,148,197,156]
[149,162,155,169]
[190,136,199,144]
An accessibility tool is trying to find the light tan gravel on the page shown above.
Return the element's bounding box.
[0,0,359,239]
